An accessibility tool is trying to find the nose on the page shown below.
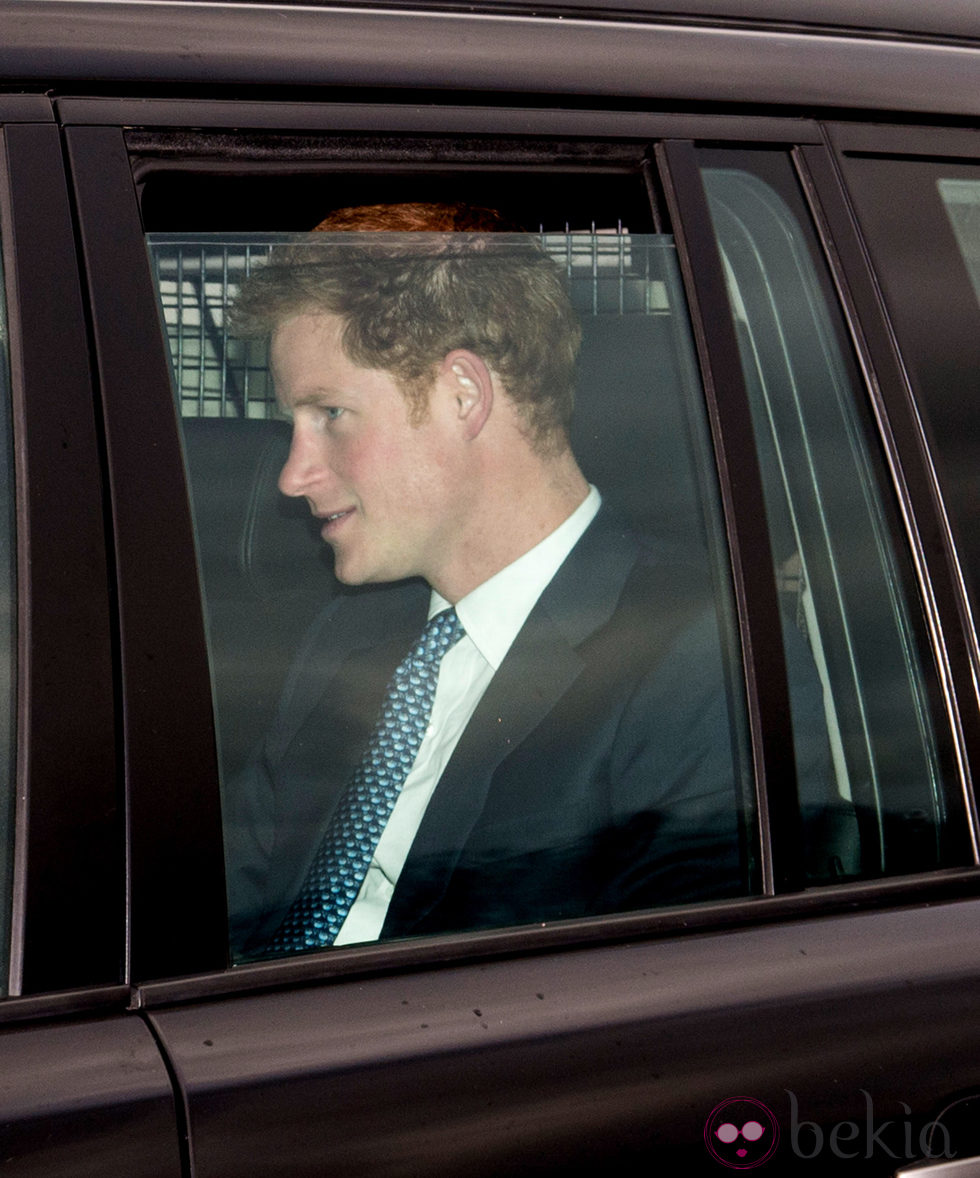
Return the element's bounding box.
[278,424,325,500]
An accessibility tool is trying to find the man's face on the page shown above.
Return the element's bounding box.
[272,312,466,591]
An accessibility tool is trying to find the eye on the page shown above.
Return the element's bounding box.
[715,1123,740,1144]
[742,1121,765,1141]
[311,405,346,429]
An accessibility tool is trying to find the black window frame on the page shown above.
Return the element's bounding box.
[0,105,122,999]
[65,123,228,987]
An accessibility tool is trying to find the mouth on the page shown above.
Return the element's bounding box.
[318,508,355,537]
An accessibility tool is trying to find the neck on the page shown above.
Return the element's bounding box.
[432,446,590,603]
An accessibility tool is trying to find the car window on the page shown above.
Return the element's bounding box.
[0,237,16,992]
[836,152,980,686]
[699,149,967,883]
[148,226,765,960]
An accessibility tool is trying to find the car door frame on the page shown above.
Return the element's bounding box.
[0,96,183,1178]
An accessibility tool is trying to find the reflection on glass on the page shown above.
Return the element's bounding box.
[149,226,757,961]
[837,155,980,674]
[938,178,980,307]
[702,155,963,884]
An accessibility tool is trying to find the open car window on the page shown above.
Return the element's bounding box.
[146,197,970,965]
[148,227,763,959]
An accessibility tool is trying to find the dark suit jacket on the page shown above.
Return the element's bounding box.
[226,505,825,959]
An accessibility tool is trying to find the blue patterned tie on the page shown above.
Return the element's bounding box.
[263,607,465,955]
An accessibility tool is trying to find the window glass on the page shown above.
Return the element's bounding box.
[938,178,980,306]
[700,150,966,884]
[149,225,761,961]
[0,236,15,991]
[839,155,980,681]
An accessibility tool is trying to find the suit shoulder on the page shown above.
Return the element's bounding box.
[301,578,429,652]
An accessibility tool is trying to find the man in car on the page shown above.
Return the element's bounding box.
[224,202,822,960]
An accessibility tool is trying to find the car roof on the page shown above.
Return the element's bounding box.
[71,0,980,41]
[1,0,978,117]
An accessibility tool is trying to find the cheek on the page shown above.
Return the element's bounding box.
[330,434,379,485]
[339,437,421,514]
[352,418,459,519]
[382,435,447,498]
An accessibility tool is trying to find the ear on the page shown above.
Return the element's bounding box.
[439,350,494,440]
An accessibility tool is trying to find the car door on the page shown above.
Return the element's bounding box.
[57,86,980,1176]
[0,101,182,1177]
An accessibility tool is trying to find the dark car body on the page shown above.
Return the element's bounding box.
[0,2,979,1175]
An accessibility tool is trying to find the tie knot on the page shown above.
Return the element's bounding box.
[417,607,465,665]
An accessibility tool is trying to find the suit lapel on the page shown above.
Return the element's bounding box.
[271,578,428,755]
[385,505,640,933]
[259,578,428,930]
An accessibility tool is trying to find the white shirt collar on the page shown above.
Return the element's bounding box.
[429,485,601,671]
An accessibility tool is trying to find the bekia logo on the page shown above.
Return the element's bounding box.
[704,1090,955,1168]
[704,1097,780,1169]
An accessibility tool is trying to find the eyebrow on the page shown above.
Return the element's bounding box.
[279,387,340,410]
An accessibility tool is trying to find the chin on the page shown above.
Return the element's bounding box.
[332,565,366,586]
[333,562,391,587]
